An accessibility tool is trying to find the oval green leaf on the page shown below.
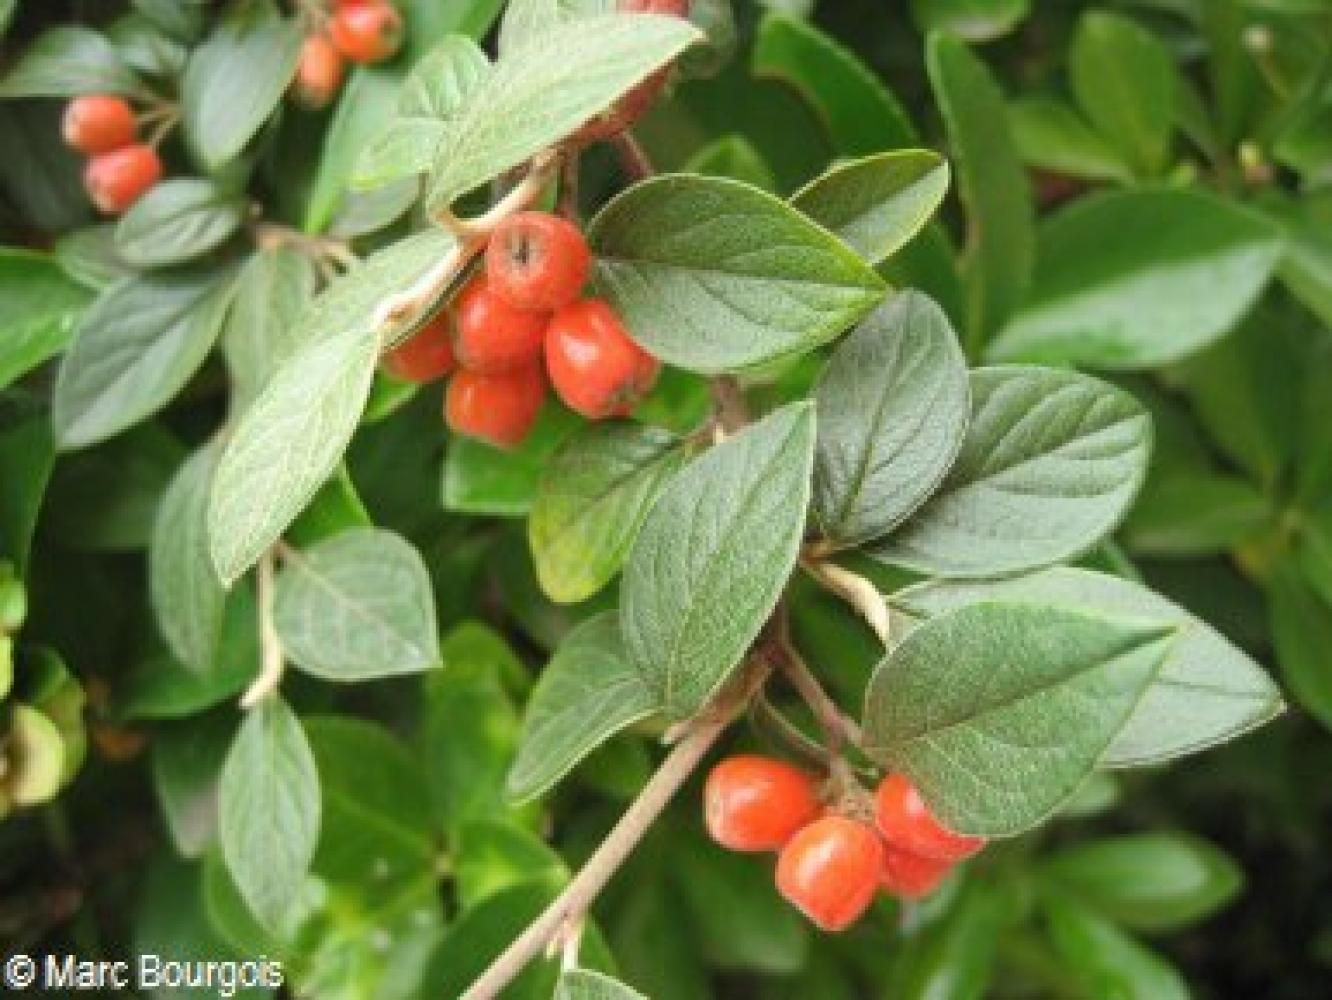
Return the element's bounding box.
[115,178,247,268]
[622,402,815,719]
[590,175,885,373]
[869,366,1151,579]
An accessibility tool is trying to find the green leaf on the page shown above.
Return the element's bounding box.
[622,403,815,719]
[274,527,440,682]
[910,0,1030,42]
[499,0,612,55]
[813,291,969,547]
[529,421,687,604]
[1043,833,1242,932]
[751,12,917,154]
[221,247,318,412]
[402,0,506,61]
[1263,190,1332,328]
[1123,472,1269,557]
[557,969,647,1000]
[208,327,378,585]
[682,134,777,191]
[590,175,885,373]
[286,464,373,546]
[151,711,233,857]
[181,0,302,170]
[53,268,235,450]
[989,189,1283,368]
[1043,895,1190,1000]
[791,151,950,265]
[306,65,405,233]
[444,403,580,517]
[150,441,227,674]
[426,12,700,210]
[927,31,1034,348]
[218,697,320,930]
[1008,96,1133,183]
[456,818,567,909]
[304,716,435,889]
[869,366,1151,579]
[354,35,491,190]
[1269,559,1332,731]
[1069,10,1175,177]
[887,880,1006,1000]
[0,394,56,572]
[894,567,1284,767]
[0,25,149,99]
[0,249,92,390]
[863,601,1173,836]
[507,612,659,803]
[115,179,247,268]
[55,224,136,290]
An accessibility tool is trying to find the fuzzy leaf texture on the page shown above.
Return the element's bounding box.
[622,403,815,719]
[590,175,885,373]
[863,601,1175,836]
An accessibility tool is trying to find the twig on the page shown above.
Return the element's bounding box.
[557,153,581,222]
[370,153,560,337]
[775,626,862,750]
[710,375,750,436]
[612,131,655,182]
[240,550,285,708]
[459,658,770,1000]
[801,557,892,647]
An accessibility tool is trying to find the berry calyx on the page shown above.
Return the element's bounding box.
[329,0,403,65]
[294,33,345,108]
[878,845,954,899]
[452,273,549,374]
[775,816,883,932]
[874,774,985,861]
[486,212,591,313]
[382,310,456,383]
[544,298,660,419]
[62,95,137,155]
[84,144,162,215]
[445,365,546,449]
[704,755,822,853]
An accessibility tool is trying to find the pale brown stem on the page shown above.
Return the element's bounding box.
[801,557,892,647]
[613,131,655,182]
[776,632,862,750]
[710,375,750,436]
[240,550,284,709]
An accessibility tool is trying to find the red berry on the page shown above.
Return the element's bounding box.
[63,95,137,155]
[84,144,162,215]
[485,212,591,313]
[874,774,984,862]
[704,755,822,853]
[329,0,403,64]
[544,298,659,419]
[294,33,345,108]
[452,273,549,374]
[775,816,883,932]
[382,310,456,383]
[878,845,954,899]
[445,366,546,449]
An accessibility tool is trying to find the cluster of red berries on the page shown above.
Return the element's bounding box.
[705,757,987,932]
[294,0,403,109]
[62,96,163,215]
[383,212,659,448]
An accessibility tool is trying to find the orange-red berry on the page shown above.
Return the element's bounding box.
[452,273,549,374]
[776,816,883,932]
[329,0,403,64]
[486,212,591,313]
[382,310,456,383]
[878,845,954,899]
[544,298,659,419]
[294,33,345,108]
[874,774,985,862]
[84,144,162,215]
[704,755,822,853]
[63,95,137,155]
[445,365,546,449]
